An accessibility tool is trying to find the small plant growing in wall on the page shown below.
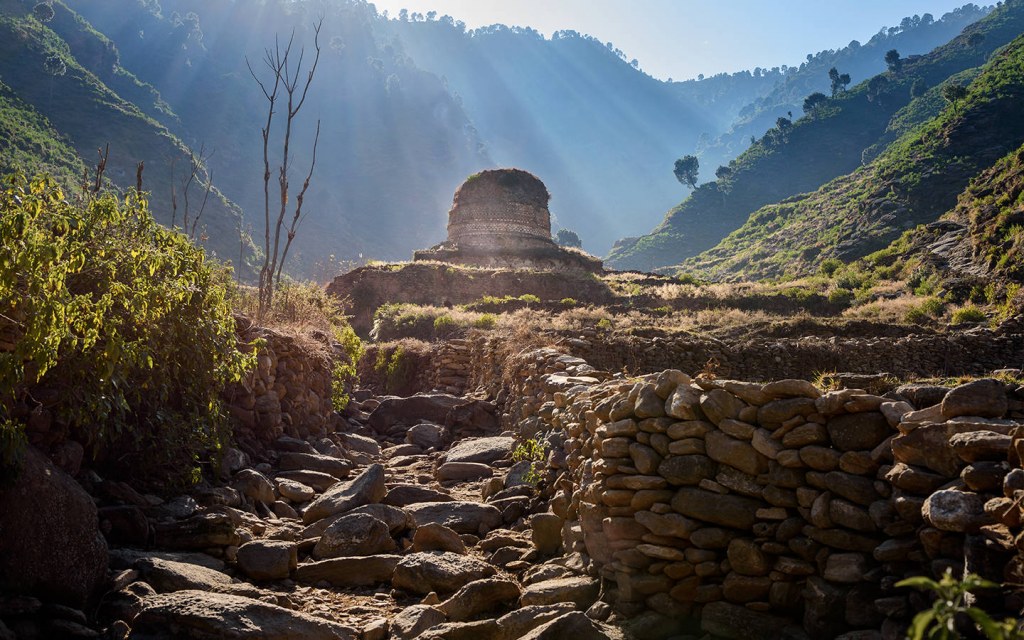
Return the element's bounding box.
[898,569,1023,640]
[513,438,547,485]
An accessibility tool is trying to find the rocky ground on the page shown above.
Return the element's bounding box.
[0,389,624,640]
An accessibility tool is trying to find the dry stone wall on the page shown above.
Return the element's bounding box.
[488,344,1024,638]
[224,324,336,452]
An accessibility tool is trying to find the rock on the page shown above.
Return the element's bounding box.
[384,484,454,507]
[922,490,993,533]
[275,478,315,503]
[892,421,1014,477]
[701,601,796,640]
[392,552,496,594]
[671,488,760,529]
[757,398,816,426]
[496,604,577,639]
[436,462,493,482]
[520,576,600,608]
[278,452,352,479]
[705,431,768,476]
[824,553,868,583]
[407,423,450,450]
[0,446,108,607]
[635,510,699,538]
[531,513,563,555]
[443,437,515,465]
[235,541,296,581]
[135,557,249,596]
[665,385,702,420]
[274,470,338,492]
[439,578,521,621]
[658,455,716,486]
[722,572,771,602]
[346,504,413,534]
[949,431,1012,462]
[337,432,381,457]
[313,513,395,559]
[880,401,914,427]
[634,385,666,418]
[700,389,746,425]
[413,523,467,554]
[274,436,317,454]
[129,590,356,639]
[827,413,891,452]
[519,611,622,640]
[405,501,503,535]
[391,605,446,640]
[941,379,1008,419]
[418,620,502,640]
[763,379,821,399]
[295,555,401,587]
[98,505,149,546]
[727,539,770,576]
[896,384,950,409]
[362,619,388,640]
[302,464,386,524]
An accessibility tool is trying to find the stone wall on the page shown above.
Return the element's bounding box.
[223,323,337,453]
[470,343,1024,638]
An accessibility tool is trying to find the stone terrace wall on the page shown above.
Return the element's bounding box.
[562,327,1024,381]
[493,345,1024,638]
[224,325,336,452]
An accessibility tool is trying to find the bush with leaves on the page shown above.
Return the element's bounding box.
[0,174,254,487]
[898,570,1023,640]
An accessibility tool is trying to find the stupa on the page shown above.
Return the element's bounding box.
[413,168,602,272]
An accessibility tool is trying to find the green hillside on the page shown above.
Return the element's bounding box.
[682,31,1024,281]
[0,79,84,184]
[0,0,243,264]
[607,0,1024,272]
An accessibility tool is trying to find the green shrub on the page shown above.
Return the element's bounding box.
[819,257,844,277]
[560,298,578,306]
[675,273,698,285]
[951,305,987,325]
[518,294,541,304]
[331,322,363,412]
[473,313,497,329]
[828,288,854,305]
[898,569,1023,640]
[596,318,613,330]
[905,297,944,323]
[0,174,254,487]
[374,345,414,394]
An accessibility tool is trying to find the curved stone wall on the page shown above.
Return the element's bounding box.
[447,169,552,250]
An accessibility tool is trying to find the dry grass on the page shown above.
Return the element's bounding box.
[232,282,346,356]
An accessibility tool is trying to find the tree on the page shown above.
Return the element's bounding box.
[885,49,902,73]
[674,156,699,190]
[828,67,850,97]
[714,165,734,181]
[941,83,969,112]
[910,77,927,99]
[967,32,986,48]
[555,229,582,248]
[868,75,889,103]
[776,116,792,130]
[32,2,55,22]
[803,92,829,114]
[247,19,323,317]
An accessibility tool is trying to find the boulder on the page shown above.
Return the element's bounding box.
[496,604,577,639]
[384,485,454,507]
[665,385,702,420]
[827,413,891,452]
[154,513,239,550]
[671,488,760,529]
[274,470,338,492]
[313,513,395,559]
[443,437,515,465]
[368,394,486,433]
[391,552,496,594]
[407,423,449,450]
[135,557,251,596]
[295,556,400,587]
[520,576,600,608]
[303,464,386,524]
[405,501,502,535]
[949,431,1012,462]
[658,455,716,486]
[391,605,446,640]
[337,432,381,457]
[436,462,493,482]
[941,379,1008,419]
[413,523,467,554]
[439,578,521,621]
[700,602,796,640]
[235,541,297,581]
[278,452,352,479]
[275,478,315,503]
[519,611,622,640]
[129,590,356,639]
[233,469,276,505]
[0,446,108,607]
[705,431,768,476]
[699,389,746,425]
[531,513,563,555]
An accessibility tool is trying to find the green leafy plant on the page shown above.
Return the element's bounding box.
[0,174,254,487]
[473,313,496,329]
[373,345,414,394]
[898,569,1022,640]
[331,323,363,412]
[518,294,541,304]
[560,298,578,306]
[951,305,987,325]
[513,438,547,485]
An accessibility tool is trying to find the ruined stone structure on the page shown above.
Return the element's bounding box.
[414,169,602,272]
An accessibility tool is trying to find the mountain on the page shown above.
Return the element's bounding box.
[61,0,489,275]
[0,0,244,262]
[697,4,992,175]
[683,27,1024,280]
[607,0,1024,272]
[0,79,84,185]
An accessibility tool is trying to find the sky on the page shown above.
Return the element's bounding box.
[369,0,979,80]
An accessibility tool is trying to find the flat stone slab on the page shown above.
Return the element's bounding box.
[129,590,356,639]
[443,437,515,465]
[295,556,401,587]
[405,501,502,535]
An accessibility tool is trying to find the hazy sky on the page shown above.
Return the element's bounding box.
[369,1,978,80]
